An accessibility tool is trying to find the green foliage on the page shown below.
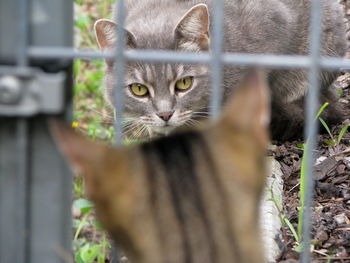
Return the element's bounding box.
[75,15,92,31]
[75,239,109,263]
[73,175,85,197]
[268,181,301,248]
[316,102,349,146]
[337,124,349,144]
[298,142,308,242]
[73,198,110,263]
[74,198,94,214]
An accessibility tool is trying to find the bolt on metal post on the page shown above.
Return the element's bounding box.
[0,76,22,104]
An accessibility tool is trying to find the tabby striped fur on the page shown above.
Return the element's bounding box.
[51,70,270,263]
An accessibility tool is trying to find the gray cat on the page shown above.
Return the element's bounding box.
[95,0,347,140]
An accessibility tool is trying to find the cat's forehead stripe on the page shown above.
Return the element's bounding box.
[131,63,191,83]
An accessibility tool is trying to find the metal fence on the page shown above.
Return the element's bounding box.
[0,0,349,262]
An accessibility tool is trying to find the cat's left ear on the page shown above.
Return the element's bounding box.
[174,4,210,51]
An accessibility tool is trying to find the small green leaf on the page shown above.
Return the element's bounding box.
[74,198,94,214]
[73,219,82,228]
[294,242,303,253]
[75,252,85,263]
[91,219,105,231]
[319,117,334,141]
[324,139,335,147]
[337,124,349,144]
[284,217,299,243]
[314,102,329,121]
[296,143,304,149]
[75,15,91,31]
[80,244,102,263]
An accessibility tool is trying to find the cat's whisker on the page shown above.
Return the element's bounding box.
[122,117,139,123]
[145,125,152,139]
[123,122,142,135]
[140,125,151,139]
[132,126,143,140]
[183,119,197,128]
[192,111,210,115]
[123,126,138,134]
[122,120,138,129]
[129,123,148,140]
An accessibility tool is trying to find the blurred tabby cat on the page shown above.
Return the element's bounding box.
[51,70,269,263]
[95,0,346,140]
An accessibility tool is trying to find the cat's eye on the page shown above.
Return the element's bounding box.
[175,76,193,92]
[129,83,149,97]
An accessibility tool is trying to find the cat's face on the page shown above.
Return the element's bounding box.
[95,4,211,137]
[106,62,210,136]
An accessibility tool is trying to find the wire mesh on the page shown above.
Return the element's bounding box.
[6,0,349,262]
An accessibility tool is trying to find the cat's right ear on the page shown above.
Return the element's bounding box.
[221,70,270,145]
[94,19,137,50]
[174,4,210,51]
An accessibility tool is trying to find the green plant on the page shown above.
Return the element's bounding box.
[268,182,301,247]
[73,175,85,197]
[296,102,349,254]
[296,103,329,251]
[73,198,111,263]
[315,102,349,146]
[319,117,349,146]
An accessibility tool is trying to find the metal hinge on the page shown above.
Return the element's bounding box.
[0,67,66,116]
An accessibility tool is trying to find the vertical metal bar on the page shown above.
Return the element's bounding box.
[17,0,29,67]
[110,1,124,260]
[16,119,29,263]
[209,0,224,119]
[16,0,30,261]
[113,0,126,145]
[301,0,322,262]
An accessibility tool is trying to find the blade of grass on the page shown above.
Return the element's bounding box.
[298,141,308,239]
[337,124,349,144]
[74,213,90,241]
[319,117,334,141]
[314,102,329,121]
[284,217,300,243]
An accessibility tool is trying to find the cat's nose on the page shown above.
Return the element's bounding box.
[156,111,174,122]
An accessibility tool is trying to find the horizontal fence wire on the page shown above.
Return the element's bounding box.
[26,47,350,70]
[301,0,322,262]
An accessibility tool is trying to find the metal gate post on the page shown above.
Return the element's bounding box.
[0,0,73,263]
